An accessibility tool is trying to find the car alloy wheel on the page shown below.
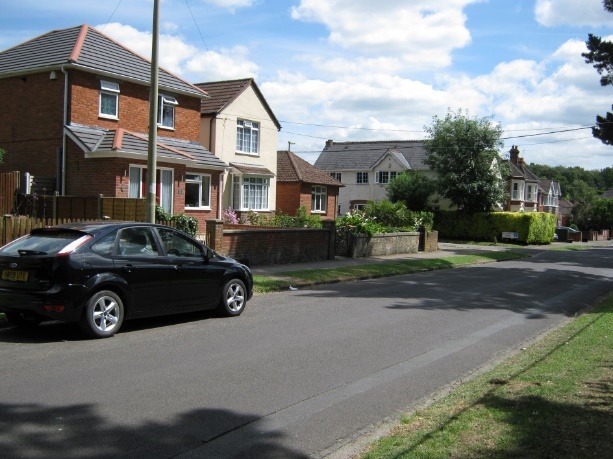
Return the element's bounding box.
[80,290,124,338]
[220,279,246,316]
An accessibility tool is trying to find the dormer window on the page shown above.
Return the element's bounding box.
[158,95,178,129]
[99,80,119,119]
[236,119,259,154]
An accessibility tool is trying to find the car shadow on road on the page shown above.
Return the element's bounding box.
[0,309,220,344]
[0,402,308,458]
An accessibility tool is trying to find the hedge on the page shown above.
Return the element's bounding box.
[434,211,557,244]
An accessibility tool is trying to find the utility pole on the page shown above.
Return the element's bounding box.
[146,0,160,223]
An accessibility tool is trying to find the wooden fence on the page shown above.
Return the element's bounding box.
[0,171,19,216]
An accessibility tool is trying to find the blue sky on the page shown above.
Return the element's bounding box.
[2,0,613,170]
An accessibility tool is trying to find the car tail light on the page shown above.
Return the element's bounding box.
[56,235,93,257]
[43,304,65,312]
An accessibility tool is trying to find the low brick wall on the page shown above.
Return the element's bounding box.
[350,232,420,258]
[206,220,335,266]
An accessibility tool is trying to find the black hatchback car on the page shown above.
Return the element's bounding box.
[0,221,253,338]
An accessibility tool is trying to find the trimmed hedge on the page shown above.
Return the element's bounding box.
[434,211,557,244]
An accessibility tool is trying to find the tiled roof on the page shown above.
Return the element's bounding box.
[508,162,540,181]
[65,123,228,170]
[600,189,613,198]
[194,78,281,129]
[277,150,343,186]
[314,140,429,171]
[0,25,206,98]
[230,162,274,177]
[539,179,561,195]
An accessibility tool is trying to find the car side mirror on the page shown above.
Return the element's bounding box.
[205,247,214,260]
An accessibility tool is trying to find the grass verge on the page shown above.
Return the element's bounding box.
[361,295,613,458]
[253,251,528,293]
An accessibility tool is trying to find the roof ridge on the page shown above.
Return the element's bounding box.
[70,25,89,62]
[286,150,303,182]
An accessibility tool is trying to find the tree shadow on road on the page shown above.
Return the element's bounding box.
[0,402,308,458]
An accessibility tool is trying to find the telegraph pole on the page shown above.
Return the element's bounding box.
[146,0,160,222]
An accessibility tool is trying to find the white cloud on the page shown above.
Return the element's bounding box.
[535,0,613,27]
[96,23,259,82]
[291,0,478,69]
[200,0,254,12]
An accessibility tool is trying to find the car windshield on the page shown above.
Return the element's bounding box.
[0,231,84,256]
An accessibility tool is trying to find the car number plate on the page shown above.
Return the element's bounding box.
[2,269,29,282]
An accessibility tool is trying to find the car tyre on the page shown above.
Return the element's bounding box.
[80,290,124,338]
[5,311,44,328]
[219,279,247,316]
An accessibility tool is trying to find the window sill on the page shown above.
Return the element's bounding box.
[99,114,119,121]
[157,125,175,131]
[236,151,259,157]
[311,210,326,214]
[185,206,212,211]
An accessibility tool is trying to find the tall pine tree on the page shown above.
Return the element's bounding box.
[582,0,613,145]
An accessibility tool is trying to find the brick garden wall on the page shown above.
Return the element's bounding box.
[206,220,336,266]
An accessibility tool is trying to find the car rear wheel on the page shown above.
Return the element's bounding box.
[80,290,124,338]
[219,279,247,316]
[5,311,44,328]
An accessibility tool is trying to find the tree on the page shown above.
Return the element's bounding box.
[582,1,613,144]
[386,170,435,211]
[423,109,505,214]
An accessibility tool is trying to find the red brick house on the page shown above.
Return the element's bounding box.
[0,25,228,231]
[276,150,343,220]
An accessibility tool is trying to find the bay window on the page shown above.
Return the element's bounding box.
[233,175,269,210]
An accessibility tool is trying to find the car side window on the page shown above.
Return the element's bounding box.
[91,231,118,257]
[118,227,159,256]
[156,228,204,258]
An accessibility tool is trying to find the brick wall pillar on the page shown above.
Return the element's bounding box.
[322,220,336,260]
[206,219,224,251]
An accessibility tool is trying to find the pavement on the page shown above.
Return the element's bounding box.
[249,240,613,276]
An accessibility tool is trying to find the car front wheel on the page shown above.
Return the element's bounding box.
[80,290,124,338]
[219,279,247,316]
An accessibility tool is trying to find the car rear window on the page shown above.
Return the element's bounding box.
[0,231,85,256]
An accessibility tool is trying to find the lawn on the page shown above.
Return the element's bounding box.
[360,295,613,458]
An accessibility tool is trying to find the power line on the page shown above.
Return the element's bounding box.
[100,0,123,32]
[184,0,223,80]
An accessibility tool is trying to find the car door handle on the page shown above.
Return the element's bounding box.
[122,264,135,273]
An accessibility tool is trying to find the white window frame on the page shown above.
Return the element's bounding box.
[232,175,269,211]
[311,185,327,213]
[99,80,119,119]
[526,184,535,202]
[375,171,398,184]
[512,181,524,200]
[356,172,369,184]
[330,172,341,182]
[128,165,174,213]
[236,119,260,155]
[185,173,211,209]
[158,94,178,129]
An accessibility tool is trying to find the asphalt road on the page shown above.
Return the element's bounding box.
[0,246,611,458]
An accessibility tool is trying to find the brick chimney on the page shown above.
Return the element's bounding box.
[509,145,520,164]
[325,139,334,148]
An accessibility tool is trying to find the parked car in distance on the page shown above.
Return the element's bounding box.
[555,226,581,242]
[0,222,253,338]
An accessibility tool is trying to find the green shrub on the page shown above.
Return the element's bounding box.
[245,207,323,229]
[434,211,556,244]
[155,206,199,236]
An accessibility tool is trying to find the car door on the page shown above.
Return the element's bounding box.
[155,227,225,309]
[112,226,172,314]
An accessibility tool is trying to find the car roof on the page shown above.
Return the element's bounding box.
[32,221,171,236]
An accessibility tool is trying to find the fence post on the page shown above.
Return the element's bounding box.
[53,191,59,221]
[322,220,336,260]
[206,219,224,251]
[98,194,103,219]
[2,214,12,246]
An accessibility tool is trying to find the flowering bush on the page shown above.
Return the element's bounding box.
[223,207,239,224]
